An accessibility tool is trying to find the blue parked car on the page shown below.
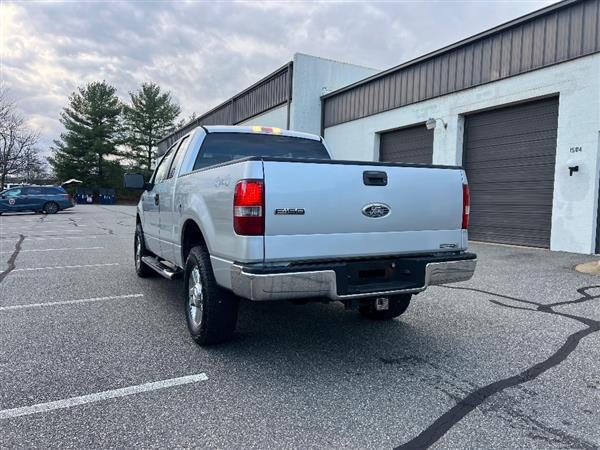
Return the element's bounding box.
[0,185,75,215]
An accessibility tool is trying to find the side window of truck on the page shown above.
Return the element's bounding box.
[153,145,176,184]
[167,136,189,179]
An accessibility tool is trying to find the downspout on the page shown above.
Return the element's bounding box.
[286,61,293,130]
[320,97,325,138]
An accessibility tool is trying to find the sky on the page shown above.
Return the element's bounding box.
[1,0,556,155]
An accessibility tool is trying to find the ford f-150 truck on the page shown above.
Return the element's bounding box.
[124,125,476,345]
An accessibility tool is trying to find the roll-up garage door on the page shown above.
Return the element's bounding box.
[379,124,433,164]
[463,97,559,248]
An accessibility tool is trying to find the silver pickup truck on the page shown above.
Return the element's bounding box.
[125,125,476,345]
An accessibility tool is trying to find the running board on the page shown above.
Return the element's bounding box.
[141,256,183,280]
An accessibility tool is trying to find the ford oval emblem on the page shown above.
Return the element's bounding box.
[362,203,391,218]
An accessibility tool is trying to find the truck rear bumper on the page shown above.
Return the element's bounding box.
[230,253,476,301]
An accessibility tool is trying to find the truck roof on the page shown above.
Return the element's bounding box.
[203,125,321,142]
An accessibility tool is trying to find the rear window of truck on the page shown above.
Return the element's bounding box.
[193,133,330,170]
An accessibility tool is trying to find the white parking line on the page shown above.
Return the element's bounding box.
[12,263,119,272]
[0,247,104,254]
[7,236,114,241]
[0,231,84,236]
[0,226,89,230]
[38,229,84,233]
[0,294,143,311]
[0,373,209,420]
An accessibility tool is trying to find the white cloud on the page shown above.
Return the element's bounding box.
[1,0,556,156]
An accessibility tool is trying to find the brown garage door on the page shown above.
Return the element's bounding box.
[463,97,559,248]
[379,124,433,164]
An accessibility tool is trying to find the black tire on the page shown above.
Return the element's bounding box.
[134,224,155,278]
[359,294,412,320]
[184,245,239,346]
[42,201,59,214]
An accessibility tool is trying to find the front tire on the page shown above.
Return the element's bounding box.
[42,201,59,214]
[134,224,154,278]
[359,294,412,320]
[184,245,239,346]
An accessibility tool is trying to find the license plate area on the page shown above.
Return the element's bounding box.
[334,258,426,295]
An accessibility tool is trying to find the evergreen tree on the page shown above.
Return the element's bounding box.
[49,81,122,188]
[123,82,180,174]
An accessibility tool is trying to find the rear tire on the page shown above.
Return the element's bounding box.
[184,245,239,346]
[42,201,59,214]
[134,224,154,278]
[359,294,412,320]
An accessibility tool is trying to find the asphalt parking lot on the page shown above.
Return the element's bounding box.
[1,205,599,449]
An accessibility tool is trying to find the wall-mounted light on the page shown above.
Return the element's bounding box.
[567,159,580,176]
[426,117,447,130]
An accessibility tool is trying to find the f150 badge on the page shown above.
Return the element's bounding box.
[362,203,391,218]
[275,208,305,215]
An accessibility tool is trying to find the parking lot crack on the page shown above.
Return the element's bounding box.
[97,225,114,235]
[0,234,25,284]
[97,205,136,217]
[487,299,538,312]
[395,285,600,450]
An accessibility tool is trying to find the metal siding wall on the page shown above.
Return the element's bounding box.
[570,2,585,57]
[500,32,512,77]
[490,34,502,81]
[158,66,290,152]
[545,14,559,64]
[583,0,599,52]
[472,42,483,84]
[533,20,546,68]
[556,9,571,60]
[323,0,600,128]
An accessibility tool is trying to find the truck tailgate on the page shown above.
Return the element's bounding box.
[263,160,467,261]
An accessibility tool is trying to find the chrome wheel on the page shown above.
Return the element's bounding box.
[44,202,58,214]
[135,235,142,270]
[188,266,204,329]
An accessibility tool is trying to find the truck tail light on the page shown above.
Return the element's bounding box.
[462,183,470,230]
[233,179,264,236]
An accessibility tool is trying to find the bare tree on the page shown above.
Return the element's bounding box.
[18,146,48,182]
[0,89,40,189]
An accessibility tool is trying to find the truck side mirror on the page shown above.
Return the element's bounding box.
[124,173,147,190]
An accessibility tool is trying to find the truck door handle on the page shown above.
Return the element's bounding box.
[154,193,160,205]
[363,171,388,186]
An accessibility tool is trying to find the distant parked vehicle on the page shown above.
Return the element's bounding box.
[4,183,26,190]
[0,185,75,215]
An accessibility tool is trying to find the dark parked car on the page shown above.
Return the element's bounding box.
[0,186,74,215]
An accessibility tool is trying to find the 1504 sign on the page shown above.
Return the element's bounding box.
[570,146,583,153]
